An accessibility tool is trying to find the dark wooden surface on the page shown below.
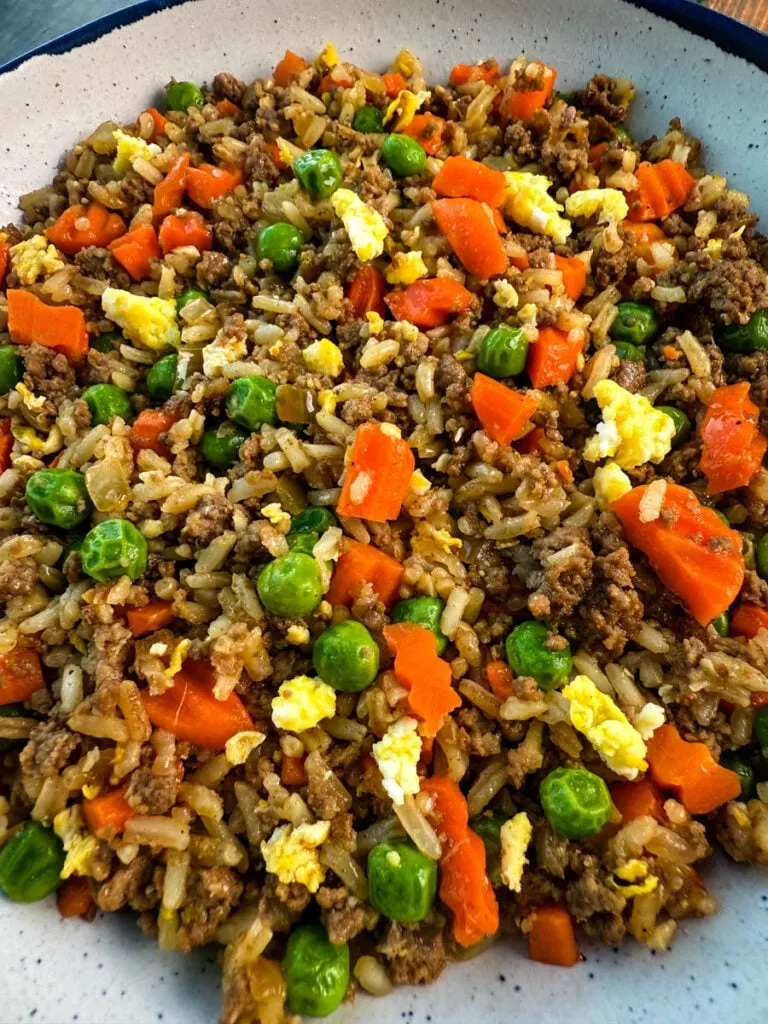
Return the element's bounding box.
[708,0,768,32]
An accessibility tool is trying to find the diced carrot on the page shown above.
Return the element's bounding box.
[327,539,404,608]
[129,407,180,459]
[611,482,744,627]
[470,373,537,446]
[274,50,309,87]
[318,70,354,93]
[730,603,768,640]
[401,114,446,156]
[0,241,9,283]
[108,223,160,281]
[6,290,88,364]
[46,203,126,256]
[383,623,460,737]
[515,425,545,455]
[125,600,175,636]
[528,906,579,967]
[610,777,666,823]
[751,692,768,709]
[449,59,500,86]
[337,421,415,522]
[662,345,680,361]
[57,876,94,919]
[281,755,308,787]
[646,724,741,815]
[500,63,557,121]
[141,660,254,749]
[186,163,243,209]
[144,107,168,141]
[265,142,287,171]
[555,459,573,484]
[432,155,507,207]
[0,419,13,473]
[158,210,213,255]
[526,325,583,389]
[508,250,531,272]
[553,254,587,301]
[626,160,696,222]
[216,98,241,117]
[153,153,190,218]
[421,775,499,947]
[382,72,407,97]
[486,659,515,700]
[348,265,387,318]
[432,198,507,279]
[82,786,135,836]
[0,648,45,705]
[385,277,474,329]
[700,382,767,495]
[621,220,666,256]
[588,142,608,167]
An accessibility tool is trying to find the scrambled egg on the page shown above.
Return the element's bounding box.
[10,235,65,285]
[53,807,101,878]
[318,389,337,413]
[261,820,330,893]
[302,339,345,378]
[500,811,532,893]
[428,526,462,553]
[392,321,420,345]
[493,280,519,309]
[102,288,180,352]
[12,420,63,455]
[366,311,385,335]
[592,461,632,510]
[15,383,46,412]
[609,859,658,897]
[330,189,388,261]
[372,716,422,805]
[318,41,340,67]
[202,329,248,377]
[112,129,161,176]
[261,502,291,525]
[225,730,266,765]
[384,90,430,131]
[633,702,666,741]
[409,469,431,495]
[286,623,311,645]
[563,675,648,780]
[504,172,572,246]
[165,638,190,677]
[584,380,675,470]
[271,675,337,733]
[565,188,629,224]
[386,250,428,286]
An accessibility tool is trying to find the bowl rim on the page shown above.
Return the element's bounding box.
[0,0,766,77]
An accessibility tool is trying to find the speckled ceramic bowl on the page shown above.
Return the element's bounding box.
[1,2,767,1022]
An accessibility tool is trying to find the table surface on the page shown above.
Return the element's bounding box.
[0,0,765,68]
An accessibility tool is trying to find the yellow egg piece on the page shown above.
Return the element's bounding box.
[584,380,675,469]
[330,189,388,262]
[101,288,180,352]
[563,675,647,779]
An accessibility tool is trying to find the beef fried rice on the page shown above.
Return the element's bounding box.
[1,44,768,1023]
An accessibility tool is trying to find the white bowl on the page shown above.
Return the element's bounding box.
[1,2,767,1022]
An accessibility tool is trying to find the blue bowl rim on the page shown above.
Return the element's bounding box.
[0,0,766,77]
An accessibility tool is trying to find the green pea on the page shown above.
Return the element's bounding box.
[25,469,91,531]
[657,405,691,448]
[609,301,660,346]
[505,620,572,691]
[755,534,768,581]
[614,126,630,141]
[226,376,278,431]
[289,507,338,536]
[711,611,729,637]
[82,383,133,426]
[367,842,437,922]
[755,706,768,753]
[719,751,755,799]
[391,596,448,656]
[287,533,319,555]
[200,421,250,471]
[283,923,349,1017]
[146,354,179,403]
[0,820,65,902]
[469,812,506,886]
[0,704,34,753]
[165,81,205,111]
[313,620,380,692]
[540,766,613,840]
[0,346,23,394]
[257,551,324,617]
[380,134,427,178]
[713,509,730,527]
[477,325,529,378]
[292,149,343,200]
[256,222,304,275]
[81,519,148,583]
[91,331,122,354]
[176,285,209,312]
[352,105,385,134]
[720,309,768,354]
[613,341,646,363]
